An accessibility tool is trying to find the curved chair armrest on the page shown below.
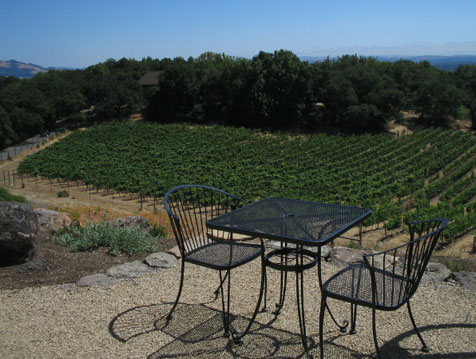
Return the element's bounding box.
[407,218,448,240]
[164,184,242,221]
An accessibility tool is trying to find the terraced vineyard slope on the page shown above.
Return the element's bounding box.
[18,122,476,242]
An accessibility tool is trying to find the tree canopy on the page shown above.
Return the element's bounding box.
[1,51,475,149]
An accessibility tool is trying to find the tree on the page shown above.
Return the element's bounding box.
[9,108,44,139]
[454,65,476,129]
[414,78,463,125]
[145,57,198,122]
[0,106,16,148]
[320,70,358,126]
[248,50,314,129]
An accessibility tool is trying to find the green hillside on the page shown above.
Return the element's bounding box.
[18,122,476,242]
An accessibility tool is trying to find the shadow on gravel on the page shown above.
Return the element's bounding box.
[109,302,370,358]
[379,323,476,359]
[109,304,476,358]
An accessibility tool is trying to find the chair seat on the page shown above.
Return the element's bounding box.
[322,262,412,310]
[184,241,263,270]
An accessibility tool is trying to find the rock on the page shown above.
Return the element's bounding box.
[167,238,192,259]
[371,253,399,270]
[421,262,451,284]
[34,208,78,234]
[453,271,476,291]
[321,245,331,260]
[115,216,151,231]
[57,283,76,291]
[16,258,52,273]
[329,246,367,267]
[0,202,38,266]
[106,260,158,278]
[145,252,178,268]
[167,245,182,259]
[77,273,116,287]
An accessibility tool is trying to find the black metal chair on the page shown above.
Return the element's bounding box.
[319,218,448,358]
[163,184,266,342]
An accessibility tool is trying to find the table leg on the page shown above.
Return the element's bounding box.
[296,247,312,358]
[274,252,288,315]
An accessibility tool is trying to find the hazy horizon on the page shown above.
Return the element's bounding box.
[1,0,476,68]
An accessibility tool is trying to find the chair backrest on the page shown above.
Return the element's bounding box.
[363,218,448,308]
[164,184,241,257]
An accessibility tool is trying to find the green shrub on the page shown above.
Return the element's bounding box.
[457,105,470,119]
[386,214,402,230]
[150,223,167,238]
[57,190,69,198]
[53,220,163,256]
[443,259,468,272]
[0,186,27,203]
[345,240,362,249]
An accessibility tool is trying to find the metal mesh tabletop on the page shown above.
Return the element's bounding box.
[207,198,372,247]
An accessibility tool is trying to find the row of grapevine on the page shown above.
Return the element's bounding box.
[18,122,476,241]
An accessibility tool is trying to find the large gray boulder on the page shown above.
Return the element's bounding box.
[329,246,368,267]
[0,202,38,266]
[421,262,452,284]
[453,271,476,291]
[145,252,178,268]
[34,208,78,234]
[106,260,158,278]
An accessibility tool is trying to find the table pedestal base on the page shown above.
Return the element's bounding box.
[264,246,319,358]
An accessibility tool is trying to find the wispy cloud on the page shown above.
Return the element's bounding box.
[305,41,476,57]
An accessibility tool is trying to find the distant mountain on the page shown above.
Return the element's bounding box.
[0,59,48,78]
[300,55,476,71]
[378,55,476,71]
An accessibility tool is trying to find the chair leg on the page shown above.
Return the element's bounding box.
[167,259,185,321]
[219,270,232,337]
[319,294,327,359]
[407,301,430,352]
[350,303,357,334]
[371,306,381,359]
[214,270,229,299]
[325,302,349,333]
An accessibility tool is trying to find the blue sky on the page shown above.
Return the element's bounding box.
[1,0,476,68]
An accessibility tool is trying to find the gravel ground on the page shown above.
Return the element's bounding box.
[1,260,475,359]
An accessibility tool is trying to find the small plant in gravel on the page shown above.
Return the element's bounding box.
[53,219,163,256]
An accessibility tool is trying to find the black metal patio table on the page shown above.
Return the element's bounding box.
[207,197,372,357]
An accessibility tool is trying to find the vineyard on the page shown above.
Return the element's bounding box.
[18,122,476,242]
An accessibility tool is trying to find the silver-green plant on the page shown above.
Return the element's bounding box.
[53,219,163,256]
